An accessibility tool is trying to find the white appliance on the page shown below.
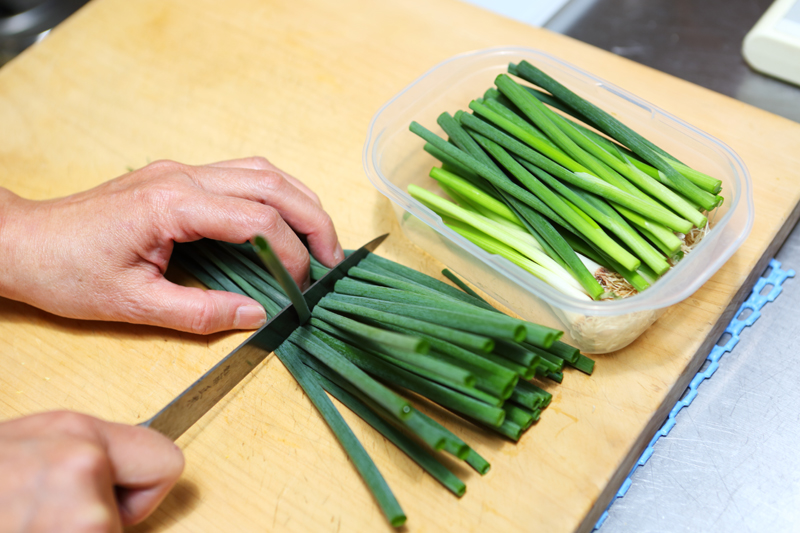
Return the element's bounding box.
[743,0,800,86]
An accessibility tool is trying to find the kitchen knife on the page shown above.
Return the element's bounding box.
[140,233,389,441]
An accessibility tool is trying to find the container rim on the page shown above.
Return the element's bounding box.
[363,46,754,316]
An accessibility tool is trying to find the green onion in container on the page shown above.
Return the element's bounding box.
[406,60,723,305]
[510,60,722,208]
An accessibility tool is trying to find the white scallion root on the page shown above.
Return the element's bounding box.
[594,267,637,300]
[670,220,710,267]
[681,221,710,255]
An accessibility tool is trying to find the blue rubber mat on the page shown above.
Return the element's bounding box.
[594,258,796,530]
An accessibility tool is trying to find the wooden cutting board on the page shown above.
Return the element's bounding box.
[1,0,798,531]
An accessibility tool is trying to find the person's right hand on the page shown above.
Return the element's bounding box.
[0,411,185,532]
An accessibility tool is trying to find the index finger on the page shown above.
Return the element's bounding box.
[204,156,322,207]
[187,166,343,268]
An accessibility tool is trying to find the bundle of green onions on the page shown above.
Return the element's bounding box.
[172,238,595,527]
[408,60,724,301]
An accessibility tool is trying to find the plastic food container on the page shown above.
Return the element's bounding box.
[363,47,754,354]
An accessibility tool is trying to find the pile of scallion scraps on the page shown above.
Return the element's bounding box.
[408,60,724,301]
[172,237,595,527]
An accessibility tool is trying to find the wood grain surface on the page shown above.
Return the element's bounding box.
[1,0,798,531]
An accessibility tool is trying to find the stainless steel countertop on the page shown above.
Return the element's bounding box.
[547,2,800,531]
[548,0,800,123]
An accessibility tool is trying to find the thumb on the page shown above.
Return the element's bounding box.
[95,420,185,526]
[132,278,267,334]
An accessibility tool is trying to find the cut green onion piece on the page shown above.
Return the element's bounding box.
[360,253,495,311]
[186,248,248,296]
[209,242,292,308]
[252,235,310,323]
[311,306,476,389]
[547,372,564,383]
[275,342,406,526]
[346,266,480,309]
[303,353,451,452]
[330,279,528,343]
[503,403,536,430]
[309,328,507,427]
[217,242,290,300]
[509,380,552,410]
[490,419,524,441]
[372,321,519,400]
[288,327,414,421]
[332,280,561,348]
[335,278,560,344]
[173,250,226,292]
[312,317,502,407]
[442,269,487,303]
[312,306,428,354]
[193,241,281,315]
[317,290,495,353]
[492,338,539,368]
[571,353,596,375]
[472,348,538,380]
[541,340,580,365]
[311,370,467,497]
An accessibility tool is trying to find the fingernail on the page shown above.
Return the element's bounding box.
[234,305,267,329]
[334,242,344,263]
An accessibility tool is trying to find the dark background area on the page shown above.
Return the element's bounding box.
[548,0,800,122]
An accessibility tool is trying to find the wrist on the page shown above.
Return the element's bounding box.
[0,188,38,303]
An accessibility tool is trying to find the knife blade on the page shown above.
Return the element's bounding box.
[140,233,389,441]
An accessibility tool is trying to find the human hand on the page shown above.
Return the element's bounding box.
[0,411,184,532]
[0,157,342,334]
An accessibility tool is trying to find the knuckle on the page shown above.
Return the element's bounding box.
[145,159,183,173]
[61,441,109,480]
[136,179,186,210]
[45,411,99,438]
[187,299,219,335]
[245,156,272,170]
[252,205,282,232]
[254,170,285,193]
[317,210,335,231]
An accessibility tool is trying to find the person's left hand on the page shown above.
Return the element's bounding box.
[0,156,342,334]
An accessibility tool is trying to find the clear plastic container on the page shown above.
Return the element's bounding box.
[363,47,754,354]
